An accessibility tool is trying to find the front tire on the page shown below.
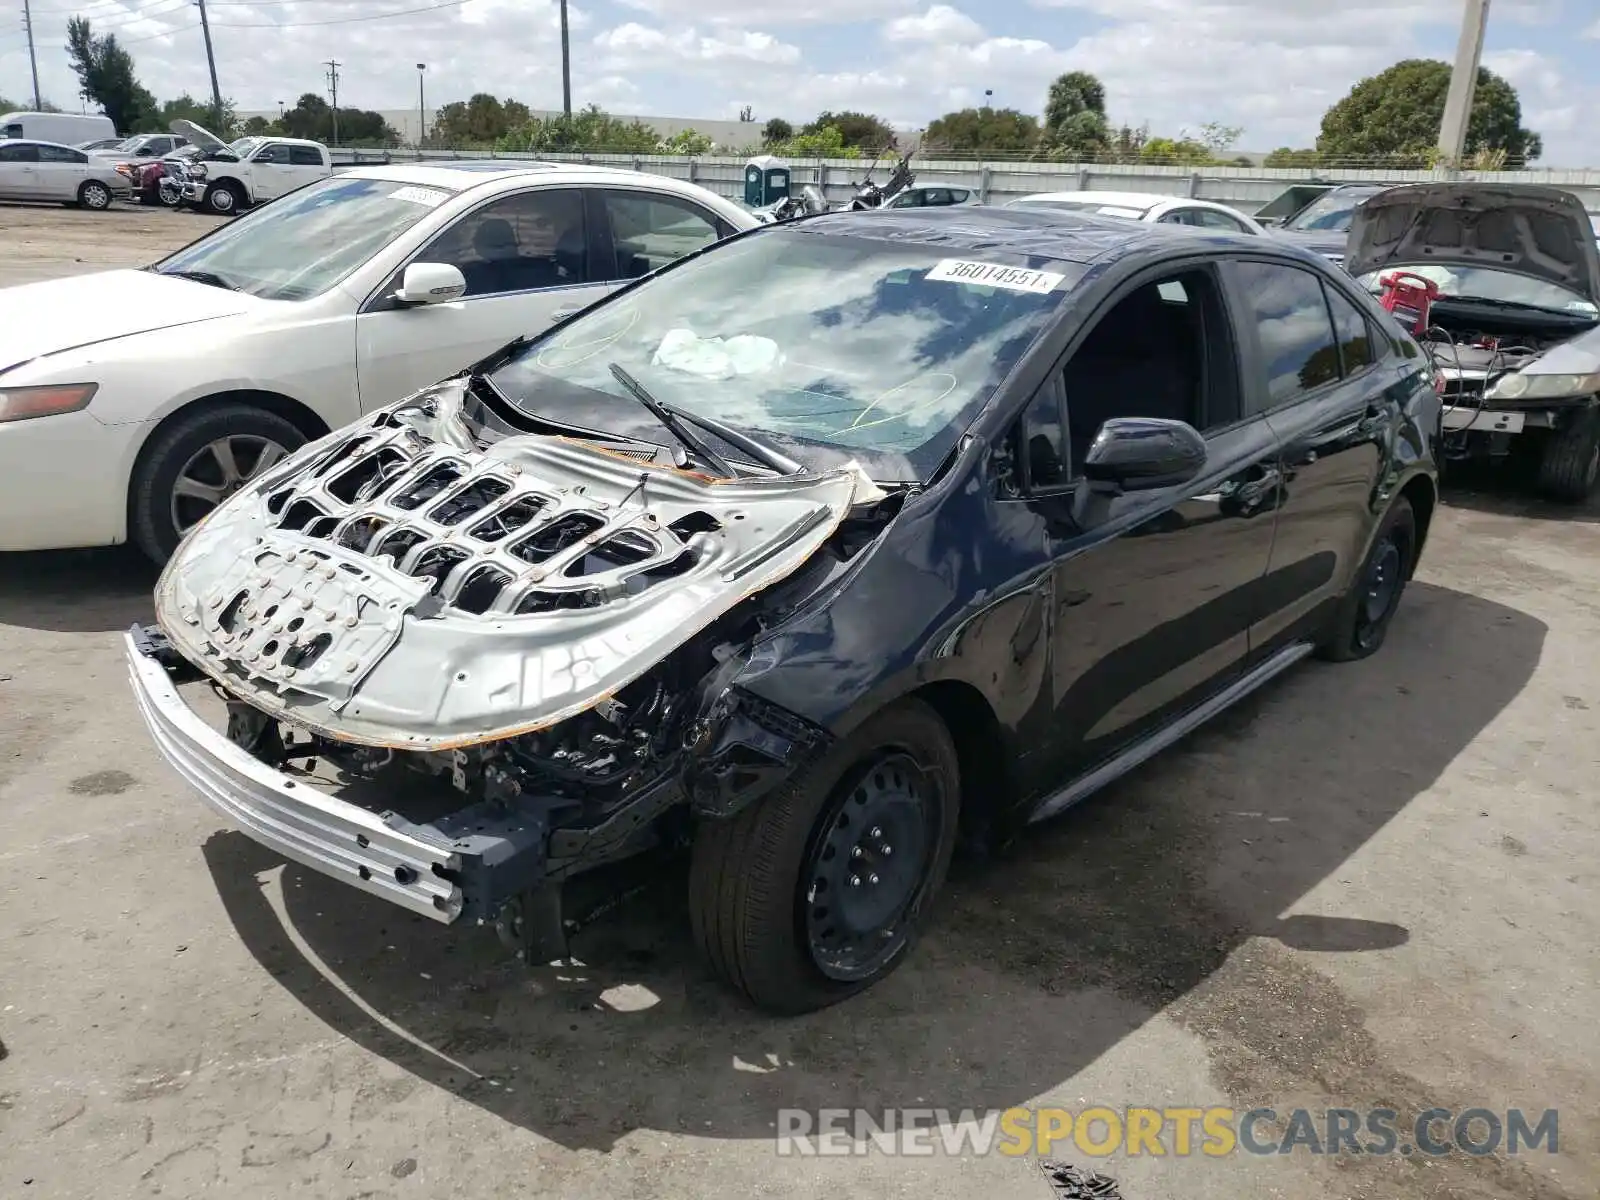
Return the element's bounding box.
[1536,408,1600,503]
[689,699,961,1014]
[130,404,304,565]
[1319,496,1416,663]
[77,180,113,211]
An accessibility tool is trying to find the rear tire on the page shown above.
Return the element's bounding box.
[688,699,960,1014]
[77,180,113,211]
[1319,496,1416,663]
[1536,408,1600,503]
[130,404,305,566]
[204,181,243,215]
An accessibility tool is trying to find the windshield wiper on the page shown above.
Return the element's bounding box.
[669,407,803,475]
[608,362,737,477]
[1437,294,1592,318]
[158,268,239,291]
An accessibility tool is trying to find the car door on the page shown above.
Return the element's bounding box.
[1223,259,1393,655]
[34,143,87,200]
[593,187,732,281]
[0,142,41,199]
[247,142,293,200]
[353,186,602,408]
[287,144,328,190]
[1006,260,1284,799]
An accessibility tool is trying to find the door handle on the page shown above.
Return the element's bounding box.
[1235,465,1283,505]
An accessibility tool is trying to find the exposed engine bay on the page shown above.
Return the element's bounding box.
[1421,320,1568,409]
[139,376,905,949]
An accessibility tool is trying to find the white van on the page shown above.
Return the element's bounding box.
[0,111,117,145]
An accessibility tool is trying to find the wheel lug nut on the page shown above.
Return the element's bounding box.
[851,847,863,858]
[849,875,861,887]
[881,844,893,856]
[869,826,881,838]
[869,874,880,885]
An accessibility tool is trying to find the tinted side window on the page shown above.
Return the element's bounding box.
[37,145,86,163]
[1197,208,1248,232]
[1325,285,1374,375]
[253,144,289,164]
[0,143,39,163]
[601,191,720,280]
[288,146,322,166]
[420,188,587,297]
[1235,261,1340,409]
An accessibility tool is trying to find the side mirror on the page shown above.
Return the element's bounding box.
[1081,416,1207,492]
[394,261,466,306]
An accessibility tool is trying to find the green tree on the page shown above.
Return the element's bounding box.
[278,93,399,147]
[803,110,894,152]
[773,123,861,159]
[923,106,1040,154]
[1316,58,1542,166]
[432,93,531,147]
[1263,146,1322,167]
[239,115,274,136]
[1141,136,1213,165]
[1041,71,1109,160]
[159,93,238,137]
[64,17,157,133]
[762,117,793,146]
[660,128,714,155]
[498,104,660,153]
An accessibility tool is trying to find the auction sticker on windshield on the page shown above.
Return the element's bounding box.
[389,185,450,207]
[926,260,1066,293]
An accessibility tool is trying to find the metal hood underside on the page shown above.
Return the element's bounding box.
[170,118,228,153]
[154,381,863,750]
[1345,183,1600,303]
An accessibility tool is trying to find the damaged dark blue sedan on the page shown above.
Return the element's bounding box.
[128,206,1440,1013]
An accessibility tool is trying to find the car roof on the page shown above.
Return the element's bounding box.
[0,138,83,151]
[791,205,1189,265]
[338,160,743,201]
[1011,190,1189,211]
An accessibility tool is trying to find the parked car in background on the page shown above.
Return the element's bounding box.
[76,136,128,153]
[1007,190,1267,235]
[0,162,760,561]
[168,120,331,214]
[91,131,190,161]
[0,110,115,145]
[1350,182,1600,500]
[1265,183,1387,263]
[0,139,130,209]
[884,185,981,208]
[126,204,1438,1014]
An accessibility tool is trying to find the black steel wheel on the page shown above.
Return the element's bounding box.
[689,698,961,1013]
[802,751,945,982]
[1320,495,1416,663]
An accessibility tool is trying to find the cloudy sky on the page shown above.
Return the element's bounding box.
[3,0,1599,164]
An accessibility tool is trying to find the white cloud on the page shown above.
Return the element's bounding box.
[885,6,986,43]
[594,23,801,68]
[616,0,915,24]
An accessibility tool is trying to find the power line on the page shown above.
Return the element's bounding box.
[208,0,473,28]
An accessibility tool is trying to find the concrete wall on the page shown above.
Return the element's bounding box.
[236,109,767,151]
[381,149,1600,216]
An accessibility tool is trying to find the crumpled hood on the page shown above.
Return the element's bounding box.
[0,269,262,375]
[1345,183,1600,303]
[170,118,228,153]
[153,380,867,750]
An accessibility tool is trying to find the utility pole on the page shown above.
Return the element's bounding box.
[558,0,571,117]
[325,59,341,146]
[195,0,224,129]
[1437,0,1491,166]
[22,0,42,111]
[416,63,426,155]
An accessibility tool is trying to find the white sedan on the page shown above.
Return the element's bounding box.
[0,139,132,210]
[1007,190,1267,235]
[0,163,760,561]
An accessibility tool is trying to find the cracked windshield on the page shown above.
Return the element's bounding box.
[490,228,1079,480]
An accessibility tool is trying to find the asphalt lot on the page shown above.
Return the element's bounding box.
[0,205,1597,1200]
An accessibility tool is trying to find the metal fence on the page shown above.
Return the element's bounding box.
[382,148,1600,216]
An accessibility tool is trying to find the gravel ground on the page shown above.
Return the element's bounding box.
[0,205,1596,1200]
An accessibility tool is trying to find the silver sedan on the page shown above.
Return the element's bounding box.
[0,139,132,210]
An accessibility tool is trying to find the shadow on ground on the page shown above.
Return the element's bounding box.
[0,548,158,634]
[198,582,1543,1157]
[1439,455,1600,525]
